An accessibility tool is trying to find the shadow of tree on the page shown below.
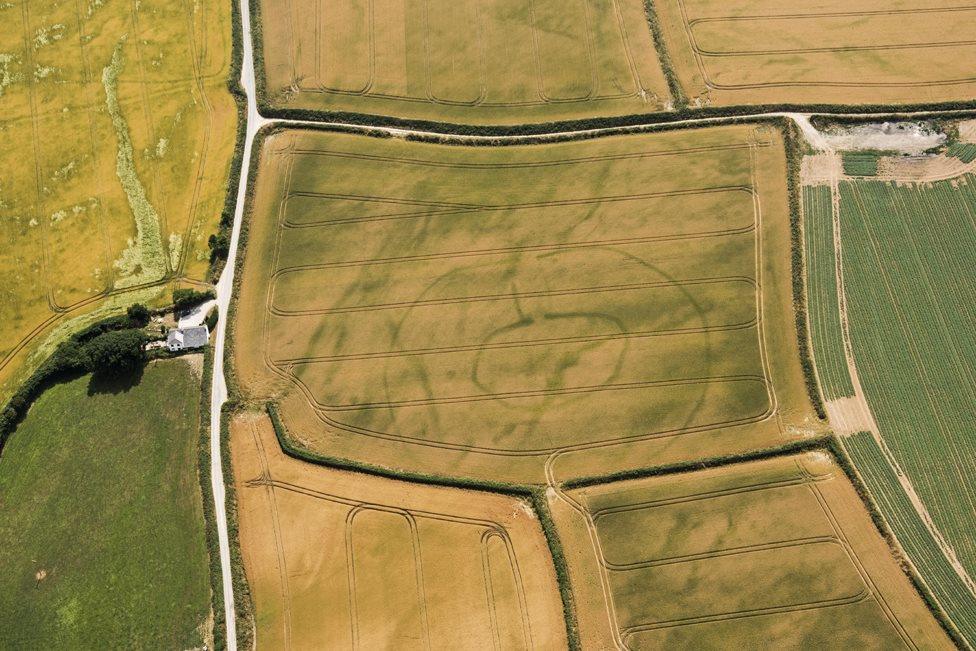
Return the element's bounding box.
[87,364,145,396]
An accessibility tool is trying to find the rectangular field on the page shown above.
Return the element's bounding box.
[233,124,822,484]
[652,0,976,107]
[0,0,236,399]
[229,412,567,648]
[257,0,672,123]
[550,453,953,648]
[836,177,976,635]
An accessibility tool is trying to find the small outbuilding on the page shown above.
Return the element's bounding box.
[166,325,209,352]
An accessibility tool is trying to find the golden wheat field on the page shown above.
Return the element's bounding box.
[256,0,673,123]
[0,0,236,397]
[551,452,953,649]
[231,124,822,484]
[230,411,567,649]
[653,0,976,107]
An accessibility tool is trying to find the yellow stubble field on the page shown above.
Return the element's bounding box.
[550,452,953,649]
[652,0,976,107]
[0,0,236,397]
[256,0,673,123]
[232,123,823,485]
[230,411,567,648]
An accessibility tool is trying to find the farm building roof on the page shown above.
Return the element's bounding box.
[167,325,210,349]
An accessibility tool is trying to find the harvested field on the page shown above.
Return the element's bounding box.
[835,177,976,639]
[233,124,822,484]
[256,0,672,123]
[550,453,953,649]
[652,0,976,107]
[0,0,236,399]
[229,411,566,648]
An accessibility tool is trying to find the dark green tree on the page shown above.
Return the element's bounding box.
[83,329,146,374]
[127,303,150,327]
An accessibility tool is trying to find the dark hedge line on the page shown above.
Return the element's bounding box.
[249,0,268,108]
[564,436,830,490]
[529,490,582,651]
[261,100,976,140]
[279,112,784,148]
[266,403,533,495]
[826,438,969,649]
[642,0,685,108]
[783,120,827,420]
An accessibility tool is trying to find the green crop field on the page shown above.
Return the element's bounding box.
[0,359,211,648]
[947,143,976,164]
[256,0,672,124]
[0,0,236,401]
[845,431,976,644]
[835,177,976,641]
[802,184,854,401]
[233,124,822,484]
[842,153,880,177]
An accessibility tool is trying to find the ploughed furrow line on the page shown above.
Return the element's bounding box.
[286,141,767,169]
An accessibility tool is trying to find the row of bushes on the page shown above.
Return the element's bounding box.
[173,287,217,313]
[642,0,685,108]
[0,307,154,448]
[204,0,249,285]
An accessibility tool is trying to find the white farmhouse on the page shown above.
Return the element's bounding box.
[166,325,210,352]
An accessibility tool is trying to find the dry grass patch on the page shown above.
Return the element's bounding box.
[652,0,976,107]
[233,124,822,484]
[257,0,672,123]
[0,0,236,398]
[550,453,953,649]
[229,411,566,649]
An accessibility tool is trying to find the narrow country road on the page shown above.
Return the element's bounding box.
[208,5,976,647]
[207,0,265,646]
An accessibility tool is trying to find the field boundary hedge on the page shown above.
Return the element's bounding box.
[642,0,685,108]
[783,120,828,420]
